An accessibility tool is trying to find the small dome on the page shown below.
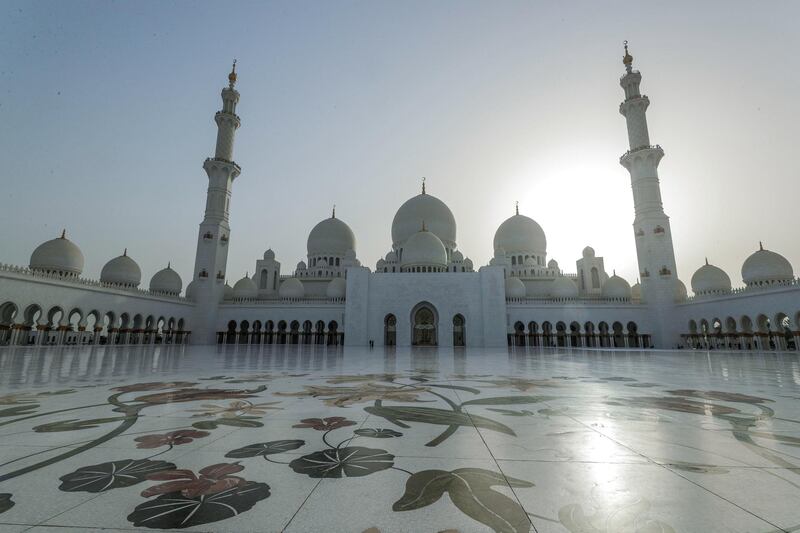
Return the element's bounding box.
[582,246,595,259]
[601,273,631,300]
[464,258,473,269]
[550,276,578,299]
[185,280,197,300]
[326,277,347,298]
[29,231,84,277]
[296,261,307,271]
[307,216,356,256]
[741,244,794,286]
[452,250,464,262]
[392,191,457,249]
[101,250,141,287]
[279,277,305,299]
[232,275,257,300]
[493,213,546,255]
[223,282,234,302]
[376,258,386,269]
[675,279,688,302]
[691,260,732,296]
[385,251,398,263]
[401,228,448,268]
[631,281,642,303]
[504,276,526,298]
[263,249,276,261]
[547,259,559,270]
[149,263,182,296]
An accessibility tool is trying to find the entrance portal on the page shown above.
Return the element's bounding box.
[412,305,437,346]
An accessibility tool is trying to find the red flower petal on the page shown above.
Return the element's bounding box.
[141,479,199,498]
[146,469,197,481]
[198,463,244,479]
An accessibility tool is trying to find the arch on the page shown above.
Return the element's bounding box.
[302,320,312,344]
[626,321,639,348]
[410,302,438,346]
[584,321,596,347]
[688,319,698,334]
[598,321,610,347]
[590,267,600,289]
[453,314,465,347]
[290,320,300,344]
[542,321,553,347]
[277,320,287,344]
[384,314,397,346]
[327,320,340,345]
[612,321,624,348]
[756,314,771,333]
[513,321,525,346]
[569,321,581,347]
[226,320,237,344]
[555,321,567,347]
[527,321,539,347]
[315,320,325,345]
[0,302,19,344]
[239,320,250,344]
[725,316,737,333]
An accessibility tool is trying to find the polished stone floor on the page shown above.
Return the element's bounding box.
[0,344,799,532]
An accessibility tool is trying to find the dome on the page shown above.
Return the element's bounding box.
[296,261,307,271]
[223,282,233,301]
[263,249,275,261]
[307,216,356,256]
[601,273,631,300]
[464,258,473,269]
[232,275,257,300]
[582,246,595,259]
[376,258,386,269]
[185,280,197,300]
[326,277,347,298]
[452,250,464,262]
[631,281,642,303]
[741,244,794,286]
[392,191,456,249]
[385,251,398,263]
[691,260,732,295]
[279,277,305,299]
[493,213,546,255]
[504,276,526,298]
[547,259,559,270]
[149,263,182,296]
[400,228,448,267]
[29,231,84,277]
[675,279,688,302]
[100,250,141,287]
[550,276,578,299]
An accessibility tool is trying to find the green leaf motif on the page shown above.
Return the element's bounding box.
[0,493,14,514]
[34,416,130,432]
[354,428,403,438]
[59,459,176,493]
[192,416,263,430]
[487,408,535,417]
[225,440,306,458]
[461,396,554,407]
[0,404,39,417]
[128,482,270,529]
[393,468,534,533]
[289,446,394,478]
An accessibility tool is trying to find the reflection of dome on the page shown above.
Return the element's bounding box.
[675,279,688,302]
[493,214,546,255]
[30,231,84,277]
[326,277,346,298]
[307,216,356,256]
[101,250,141,287]
[401,228,448,268]
[631,281,642,303]
[232,275,257,300]
[550,276,578,299]
[392,191,456,249]
[742,244,794,286]
[149,264,182,296]
[504,277,526,298]
[691,260,731,295]
[279,277,305,298]
[582,246,595,258]
[601,273,631,300]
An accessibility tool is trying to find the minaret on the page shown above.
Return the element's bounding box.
[618,43,678,347]
[191,61,242,343]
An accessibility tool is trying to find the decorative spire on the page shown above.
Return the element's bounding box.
[622,40,633,72]
[123,248,128,256]
[705,257,709,265]
[228,59,237,88]
[332,204,336,218]
[167,261,171,269]
[60,229,66,239]
[421,176,426,195]
[759,241,764,251]
[515,201,519,215]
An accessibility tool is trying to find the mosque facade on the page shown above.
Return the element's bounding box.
[1,48,799,351]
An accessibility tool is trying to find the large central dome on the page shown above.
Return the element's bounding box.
[307,216,356,256]
[391,190,456,249]
[493,213,546,255]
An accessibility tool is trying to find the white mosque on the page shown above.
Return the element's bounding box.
[1,47,798,351]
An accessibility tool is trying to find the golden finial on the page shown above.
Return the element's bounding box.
[228,59,237,87]
[123,248,128,256]
[622,40,633,69]
[60,229,66,239]
[515,201,519,215]
[421,176,426,195]
[167,261,171,269]
[332,204,336,218]
[759,241,763,251]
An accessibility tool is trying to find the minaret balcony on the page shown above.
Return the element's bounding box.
[619,144,663,166]
[204,157,242,174]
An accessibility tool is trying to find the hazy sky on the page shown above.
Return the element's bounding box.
[2,1,799,292]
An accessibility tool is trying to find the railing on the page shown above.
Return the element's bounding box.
[619,144,663,162]
[507,295,635,305]
[204,157,241,173]
[0,263,190,303]
[683,277,800,303]
[224,297,345,305]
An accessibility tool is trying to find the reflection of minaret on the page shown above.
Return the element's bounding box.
[192,61,242,343]
[618,43,678,347]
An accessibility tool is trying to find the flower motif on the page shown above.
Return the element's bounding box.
[142,463,246,498]
[188,400,281,418]
[293,417,357,431]
[134,430,210,449]
[113,381,197,393]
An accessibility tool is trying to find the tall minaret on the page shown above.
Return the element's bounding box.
[191,61,242,343]
[618,43,678,347]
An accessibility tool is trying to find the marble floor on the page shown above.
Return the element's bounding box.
[0,344,799,532]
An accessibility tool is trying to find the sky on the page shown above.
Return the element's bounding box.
[1,1,799,293]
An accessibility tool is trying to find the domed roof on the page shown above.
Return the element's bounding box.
[675,279,688,302]
[307,215,356,256]
[547,259,559,270]
[185,280,197,300]
[550,276,578,299]
[631,281,642,303]
[296,261,307,271]
[452,250,464,262]
[392,189,456,248]
[464,258,473,269]
[493,212,546,255]
[263,249,275,261]
[101,250,141,287]
[29,230,84,276]
[149,263,182,295]
[742,243,794,286]
[400,227,448,267]
[601,273,631,300]
[232,274,257,300]
[582,246,595,259]
[385,251,398,263]
[691,260,732,295]
[279,277,305,298]
[326,277,347,298]
[504,276,526,298]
